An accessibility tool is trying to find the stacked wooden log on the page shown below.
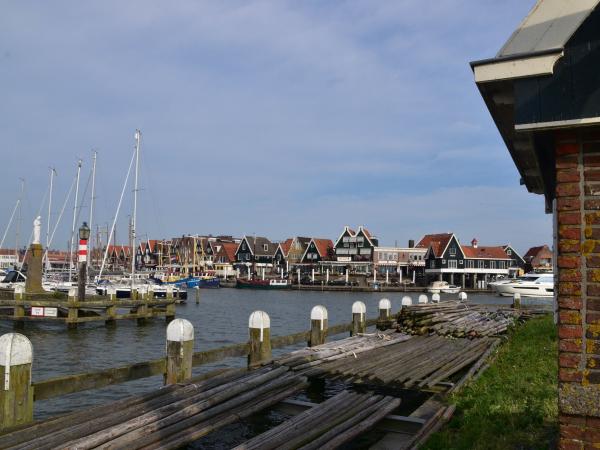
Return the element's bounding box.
[0,366,307,450]
[234,391,401,450]
[396,302,519,338]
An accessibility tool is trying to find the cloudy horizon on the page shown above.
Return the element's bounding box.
[1,0,550,255]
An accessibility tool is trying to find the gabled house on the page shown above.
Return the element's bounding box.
[523,245,553,272]
[273,238,293,270]
[332,225,379,273]
[301,238,334,264]
[212,242,238,277]
[417,233,512,287]
[502,244,526,276]
[235,236,276,275]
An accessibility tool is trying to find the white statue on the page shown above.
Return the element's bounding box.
[33,216,41,245]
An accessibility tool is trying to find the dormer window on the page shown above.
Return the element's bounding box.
[263,244,268,252]
[449,247,456,255]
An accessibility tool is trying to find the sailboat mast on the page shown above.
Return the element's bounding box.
[45,168,55,269]
[131,130,141,288]
[68,160,82,282]
[15,179,24,266]
[89,151,97,269]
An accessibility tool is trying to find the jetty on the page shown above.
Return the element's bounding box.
[0,298,541,449]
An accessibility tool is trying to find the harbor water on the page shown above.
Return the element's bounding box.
[0,288,550,419]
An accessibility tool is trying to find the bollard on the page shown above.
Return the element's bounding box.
[105,286,117,325]
[431,293,440,303]
[513,292,521,309]
[165,285,175,323]
[377,298,392,331]
[401,296,413,307]
[248,311,271,368]
[13,285,25,328]
[309,305,328,347]
[165,319,194,385]
[67,287,78,329]
[458,291,468,302]
[137,285,149,325]
[0,333,33,429]
[194,286,200,304]
[418,294,428,304]
[351,301,366,336]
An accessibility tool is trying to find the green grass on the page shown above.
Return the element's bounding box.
[423,315,558,450]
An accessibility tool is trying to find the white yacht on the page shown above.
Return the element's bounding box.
[493,273,554,298]
[427,280,450,294]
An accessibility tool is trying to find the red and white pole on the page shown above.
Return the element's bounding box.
[78,239,88,263]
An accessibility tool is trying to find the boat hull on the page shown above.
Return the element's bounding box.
[236,280,290,289]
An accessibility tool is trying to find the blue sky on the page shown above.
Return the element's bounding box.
[0,1,551,254]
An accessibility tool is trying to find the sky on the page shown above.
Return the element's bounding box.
[0,0,551,254]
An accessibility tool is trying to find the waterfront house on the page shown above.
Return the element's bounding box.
[0,249,19,270]
[301,238,334,264]
[502,244,526,276]
[417,233,511,287]
[332,226,379,274]
[235,236,276,276]
[273,238,293,271]
[523,245,553,272]
[373,244,427,283]
[212,242,238,278]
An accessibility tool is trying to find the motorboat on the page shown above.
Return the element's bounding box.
[95,278,188,301]
[492,272,554,297]
[427,280,450,294]
[0,270,27,289]
[441,284,460,294]
[164,275,220,289]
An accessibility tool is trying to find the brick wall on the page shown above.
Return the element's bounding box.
[556,131,600,449]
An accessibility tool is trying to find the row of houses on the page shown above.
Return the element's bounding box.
[94,225,553,284]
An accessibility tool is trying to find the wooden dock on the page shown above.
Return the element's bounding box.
[0,300,537,449]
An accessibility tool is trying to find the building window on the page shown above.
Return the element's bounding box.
[246,254,251,261]
[478,260,485,269]
[449,247,456,255]
[442,259,446,264]
[448,260,457,269]
[263,244,268,252]
[459,260,463,265]
[242,242,246,250]
[507,249,512,255]
[490,261,496,269]
[466,260,474,269]
[430,260,435,268]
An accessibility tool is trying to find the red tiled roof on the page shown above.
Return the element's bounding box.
[361,227,372,239]
[0,249,17,256]
[461,246,511,260]
[524,245,550,259]
[416,233,453,257]
[221,242,238,262]
[280,239,293,256]
[313,238,334,259]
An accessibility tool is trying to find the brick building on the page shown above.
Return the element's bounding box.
[471,1,600,447]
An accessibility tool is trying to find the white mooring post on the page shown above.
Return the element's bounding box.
[418,294,428,304]
[351,301,366,336]
[13,285,25,326]
[0,333,33,429]
[248,311,271,368]
[297,268,301,287]
[345,269,349,285]
[165,319,194,385]
[431,293,441,303]
[311,268,315,283]
[458,291,468,302]
[401,296,413,307]
[309,305,328,347]
[513,292,521,309]
[194,286,200,304]
[377,298,392,331]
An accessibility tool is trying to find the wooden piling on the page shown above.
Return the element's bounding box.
[67,288,78,329]
[105,286,117,325]
[418,294,428,304]
[431,293,440,303]
[194,286,200,304]
[248,311,271,368]
[13,286,25,329]
[137,286,148,325]
[513,293,521,309]
[0,333,33,430]
[458,292,467,302]
[309,305,328,347]
[165,286,175,323]
[376,298,392,331]
[351,301,366,336]
[165,319,194,385]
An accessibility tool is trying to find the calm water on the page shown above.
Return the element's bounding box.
[0,288,549,419]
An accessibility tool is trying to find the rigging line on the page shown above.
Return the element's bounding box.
[19,187,49,270]
[43,172,77,263]
[65,167,93,248]
[0,200,20,250]
[98,147,136,280]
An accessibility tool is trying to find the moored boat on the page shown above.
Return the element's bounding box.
[236,279,291,289]
[492,272,554,298]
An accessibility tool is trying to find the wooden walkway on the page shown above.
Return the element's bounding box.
[0,331,496,449]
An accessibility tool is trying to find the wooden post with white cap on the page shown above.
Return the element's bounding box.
[309,305,328,347]
[67,287,78,329]
[418,294,428,304]
[137,285,149,325]
[0,333,33,429]
[377,298,392,331]
[248,311,271,368]
[194,286,200,304]
[351,301,366,336]
[513,292,521,309]
[165,318,194,385]
[13,286,25,329]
